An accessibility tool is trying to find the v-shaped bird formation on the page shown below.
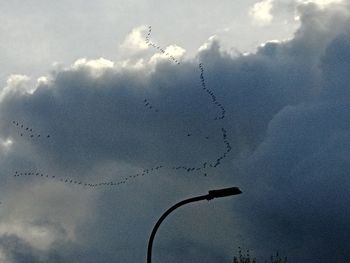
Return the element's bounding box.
[145,25,181,65]
[13,166,164,189]
[199,63,226,120]
[11,26,233,190]
[12,120,51,139]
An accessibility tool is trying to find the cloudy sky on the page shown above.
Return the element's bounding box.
[1,0,350,262]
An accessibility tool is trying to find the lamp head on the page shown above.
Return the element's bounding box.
[207,187,242,200]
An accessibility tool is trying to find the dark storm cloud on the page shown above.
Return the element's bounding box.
[1,2,350,263]
[0,234,66,263]
[239,102,350,262]
[0,235,39,263]
[233,4,350,262]
[0,62,231,174]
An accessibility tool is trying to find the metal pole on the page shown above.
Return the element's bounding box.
[147,187,242,263]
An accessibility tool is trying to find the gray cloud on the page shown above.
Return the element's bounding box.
[1,2,350,263]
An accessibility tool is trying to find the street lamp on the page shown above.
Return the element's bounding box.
[147,186,242,263]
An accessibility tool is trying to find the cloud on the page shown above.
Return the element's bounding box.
[119,25,150,53]
[1,2,350,262]
[249,0,275,26]
[72,58,115,77]
[239,102,350,262]
[0,75,33,102]
[299,0,344,7]
[149,44,186,65]
[249,0,346,25]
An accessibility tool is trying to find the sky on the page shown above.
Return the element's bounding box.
[0,0,349,262]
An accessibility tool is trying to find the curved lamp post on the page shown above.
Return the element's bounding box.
[147,186,242,263]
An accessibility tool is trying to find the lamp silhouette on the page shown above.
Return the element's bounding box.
[147,187,242,263]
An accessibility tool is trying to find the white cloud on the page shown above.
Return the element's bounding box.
[119,58,146,69]
[0,222,58,251]
[149,44,186,64]
[36,76,50,85]
[0,75,33,102]
[72,57,114,77]
[0,138,13,151]
[198,35,220,52]
[298,0,344,7]
[119,25,149,53]
[249,0,274,26]
[73,57,114,70]
[250,0,345,25]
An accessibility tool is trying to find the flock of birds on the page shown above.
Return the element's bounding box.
[199,63,226,120]
[143,98,159,112]
[13,166,164,188]
[171,127,232,171]
[12,126,232,187]
[12,121,51,139]
[11,26,233,190]
[145,25,181,65]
